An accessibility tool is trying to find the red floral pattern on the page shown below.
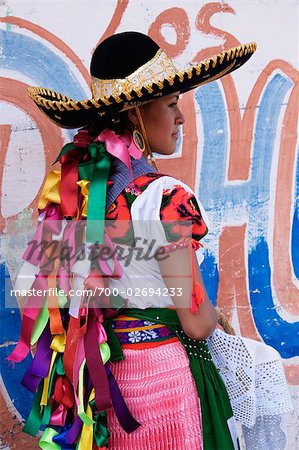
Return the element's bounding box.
[105,174,208,247]
[160,185,208,249]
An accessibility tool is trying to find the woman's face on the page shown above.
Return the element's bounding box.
[138,92,185,155]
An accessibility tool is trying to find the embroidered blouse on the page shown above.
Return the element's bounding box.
[107,174,209,309]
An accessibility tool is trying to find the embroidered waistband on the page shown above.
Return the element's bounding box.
[111,315,178,348]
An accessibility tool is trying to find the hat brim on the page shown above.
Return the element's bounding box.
[27,42,256,129]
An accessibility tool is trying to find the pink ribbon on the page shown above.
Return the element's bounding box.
[50,404,68,426]
[97,232,123,278]
[57,220,86,295]
[7,275,48,363]
[97,321,107,345]
[74,128,142,178]
[96,129,142,177]
[23,203,63,267]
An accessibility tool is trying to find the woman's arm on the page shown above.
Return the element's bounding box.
[158,247,218,340]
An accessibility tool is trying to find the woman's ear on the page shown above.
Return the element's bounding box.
[127,108,139,127]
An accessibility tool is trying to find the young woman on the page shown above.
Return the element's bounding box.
[8,31,292,450]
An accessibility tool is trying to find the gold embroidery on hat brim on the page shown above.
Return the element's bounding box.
[90,49,178,99]
[26,42,256,123]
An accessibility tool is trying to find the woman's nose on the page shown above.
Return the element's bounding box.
[176,107,185,125]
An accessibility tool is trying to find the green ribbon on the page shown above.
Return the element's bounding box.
[52,143,77,165]
[99,341,111,364]
[41,404,52,426]
[23,382,44,436]
[78,360,94,425]
[30,299,49,345]
[41,356,59,425]
[90,400,110,447]
[54,141,111,244]
[30,293,66,346]
[56,355,65,376]
[78,142,111,244]
[39,427,61,450]
[104,319,124,363]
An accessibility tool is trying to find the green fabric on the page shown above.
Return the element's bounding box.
[90,400,110,447]
[54,141,111,244]
[52,143,76,165]
[78,141,111,244]
[23,382,44,436]
[106,308,235,450]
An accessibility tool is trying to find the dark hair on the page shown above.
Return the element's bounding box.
[87,110,131,137]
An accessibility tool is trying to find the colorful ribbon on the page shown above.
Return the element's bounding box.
[78,390,95,450]
[7,275,48,363]
[39,427,61,450]
[91,407,110,448]
[13,127,148,449]
[96,129,142,178]
[22,323,52,393]
[59,145,82,217]
[23,203,63,268]
[78,141,111,243]
[38,170,61,210]
[77,179,90,218]
[191,252,205,314]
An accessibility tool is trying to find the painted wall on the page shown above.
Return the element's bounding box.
[0,0,298,448]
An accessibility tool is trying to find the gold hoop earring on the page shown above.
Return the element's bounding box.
[133,128,146,152]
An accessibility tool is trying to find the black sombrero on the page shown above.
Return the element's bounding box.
[27,31,256,129]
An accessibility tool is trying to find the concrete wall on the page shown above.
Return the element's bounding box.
[0,0,298,448]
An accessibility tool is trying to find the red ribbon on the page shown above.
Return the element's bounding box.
[84,309,110,412]
[60,148,82,217]
[52,375,74,408]
[63,311,88,383]
[191,252,205,314]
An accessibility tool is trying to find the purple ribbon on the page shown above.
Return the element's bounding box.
[64,415,83,444]
[105,365,141,433]
[21,324,52,392]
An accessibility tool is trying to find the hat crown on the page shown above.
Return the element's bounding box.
[90,32,160,80]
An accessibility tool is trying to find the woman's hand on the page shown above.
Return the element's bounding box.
[158,247,218,340]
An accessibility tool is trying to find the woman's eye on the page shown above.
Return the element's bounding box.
[169,103,177,108]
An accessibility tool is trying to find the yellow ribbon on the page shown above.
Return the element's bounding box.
[78,359,94,426]
[78,390,95,450]
[38,170,61,209]
[76,179,90,218]
[41,351,57,406]
[50,332,66,353]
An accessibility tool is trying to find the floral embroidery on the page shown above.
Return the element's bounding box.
[113,319,176,345]
[105,174,208,248]
[128,331,142,343]
[141,329,158,340]
[160,185,208,245]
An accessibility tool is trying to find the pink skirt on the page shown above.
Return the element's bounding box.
[107,340,203,450]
